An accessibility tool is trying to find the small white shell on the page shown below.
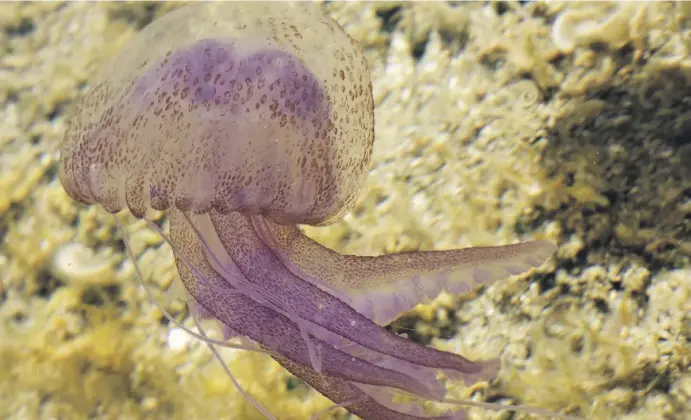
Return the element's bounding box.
[50,242,114,286]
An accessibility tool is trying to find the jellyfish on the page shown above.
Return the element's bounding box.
[58,3,563,419]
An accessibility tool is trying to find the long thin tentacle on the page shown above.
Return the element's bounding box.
[115,214,277,418]
[116,216,276,353]
[191,310,277,419]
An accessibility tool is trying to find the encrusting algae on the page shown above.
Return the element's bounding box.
[1,2,690,420]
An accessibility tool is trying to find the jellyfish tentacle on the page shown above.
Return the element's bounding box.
[116,215,277,354]
[169,209,452,399]
[176,210,328,374]
[191,310,277,419]
[210,211,501,383]
[254,217,557,325]
[115,215,278,418]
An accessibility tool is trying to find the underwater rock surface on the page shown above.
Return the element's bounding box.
[0,2,689,420]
